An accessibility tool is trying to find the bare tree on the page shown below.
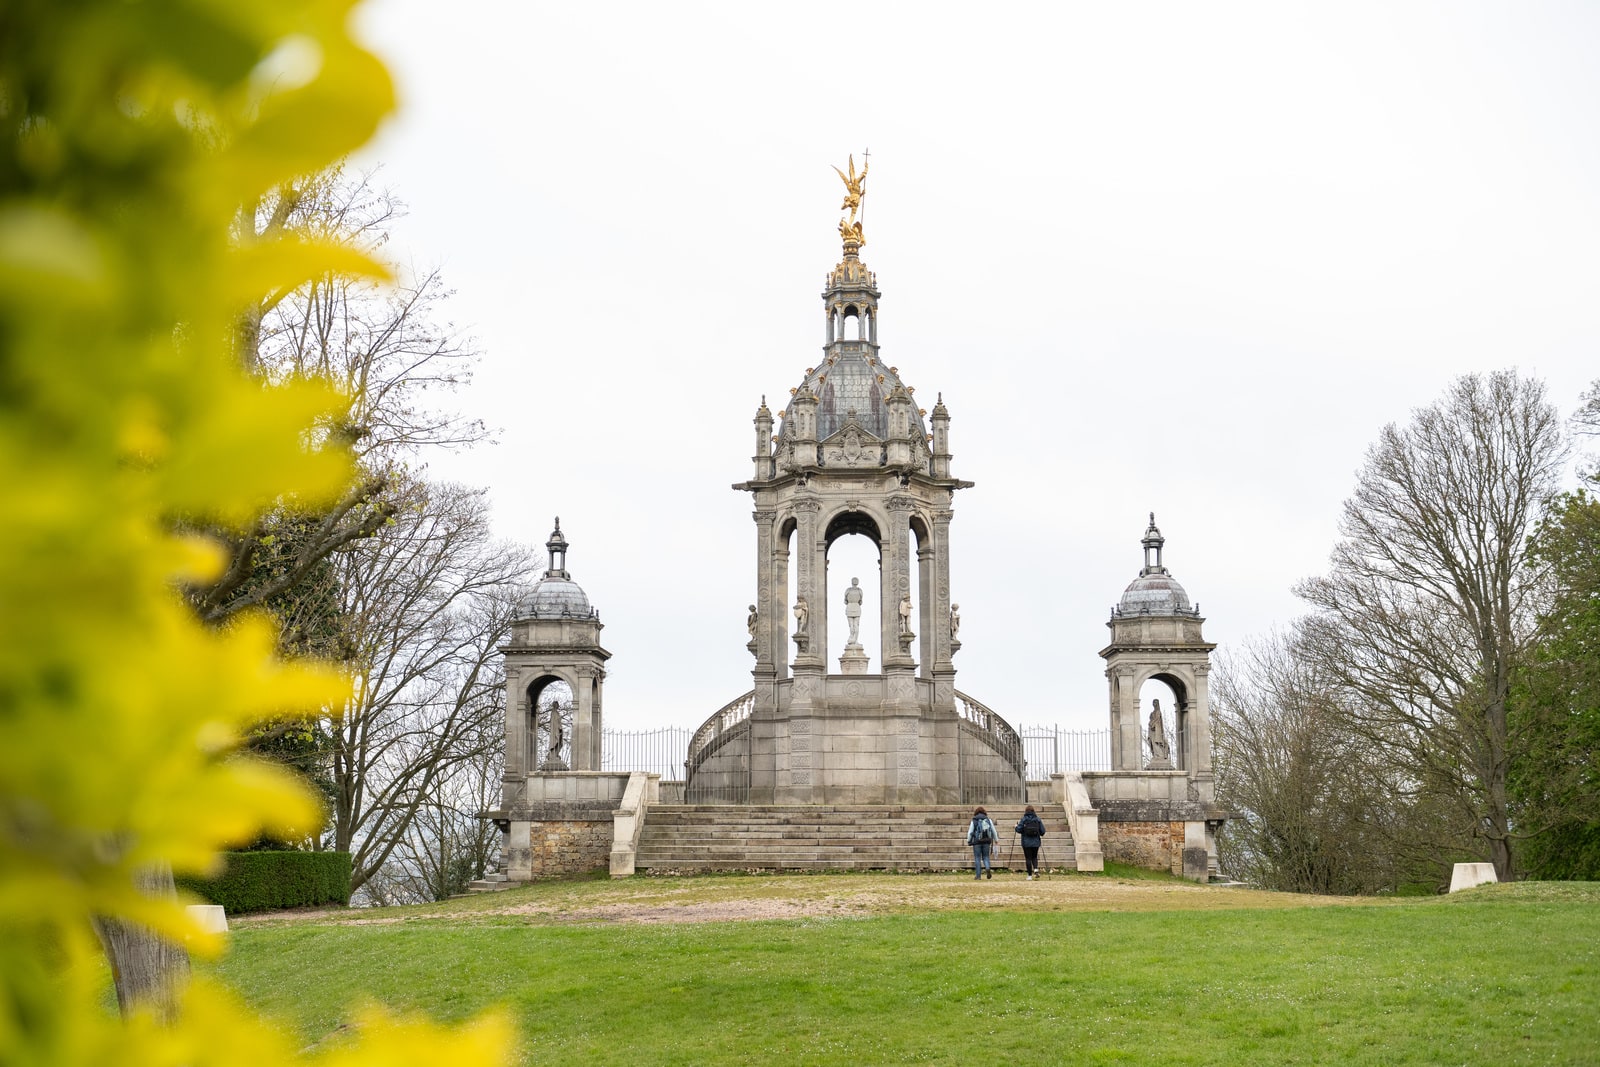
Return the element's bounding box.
[193,169,487,626]
[1295,370,1567,880]
[1214,629,1468,893]
[368,739,505,904]
[323,479,532,894]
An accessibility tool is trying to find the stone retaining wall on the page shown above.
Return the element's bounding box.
[528,813,615,876]
[1099,819,1185,874]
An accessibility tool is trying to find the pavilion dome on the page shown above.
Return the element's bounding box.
[1117,572,1194,615]
[779,348,928,443]
[1113,514,1200,617]
[516,577,594,620]
[515,517,598,620]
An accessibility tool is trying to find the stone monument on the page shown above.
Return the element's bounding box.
[688,153,1021,806]
[1096,514,1225,879]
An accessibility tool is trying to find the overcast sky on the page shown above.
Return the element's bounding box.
[351,2,1599,732]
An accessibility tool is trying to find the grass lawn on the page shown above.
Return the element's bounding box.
[207,875,1600,1065]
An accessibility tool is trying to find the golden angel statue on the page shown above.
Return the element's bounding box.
[833,153,869,222]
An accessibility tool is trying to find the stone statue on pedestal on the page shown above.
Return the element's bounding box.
[792,596,810,652]
[950,603,961,639]
[898,593,913,634]
[1147,698,1172,769]
[844,578,863,645]
[540,699,568,770]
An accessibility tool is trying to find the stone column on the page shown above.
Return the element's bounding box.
[882,497,914,668]
[573,667,595,771]
[792,499,822,668]
[503,668,526,779]
[917,542,934,676]
[1108,666,1141,771]
[931,509,954,672]
[772,535,790,681]
[1188,663,1215,804]
[753,510,776,671]
[589,672,604,770]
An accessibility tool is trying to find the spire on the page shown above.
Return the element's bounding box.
[1140,513,1167,576]
[545,517,570,579]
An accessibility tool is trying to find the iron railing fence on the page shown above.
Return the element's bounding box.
[600,726,692,781]
[1018,725,1112,775]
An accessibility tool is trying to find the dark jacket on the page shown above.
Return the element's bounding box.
[1015,812,1046,848]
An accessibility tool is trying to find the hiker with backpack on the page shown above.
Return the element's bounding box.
[1014,804,1047,880]
[967,806,998,880]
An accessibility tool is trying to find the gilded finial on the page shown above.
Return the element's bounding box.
[833,150,869,249]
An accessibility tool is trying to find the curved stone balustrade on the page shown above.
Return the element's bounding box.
[955,690,1025,778]
[684,690,755,781]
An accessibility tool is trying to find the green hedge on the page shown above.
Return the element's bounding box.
[179,851,351,914]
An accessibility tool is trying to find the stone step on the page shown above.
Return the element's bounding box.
[635,804,1075,872]
[633,857,1078,872]
[466,879,516,892]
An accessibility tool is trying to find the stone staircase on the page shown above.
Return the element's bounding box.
[634,805,1076,873]
[465,871,513,893]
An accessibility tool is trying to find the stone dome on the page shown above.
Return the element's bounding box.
[1113,513,1199,617]
[515,517,598,619]
[1117,572,1193,615]
[517,577,594,620]
[780,348,928,443]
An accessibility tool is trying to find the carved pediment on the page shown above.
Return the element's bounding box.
[820,413,885,469]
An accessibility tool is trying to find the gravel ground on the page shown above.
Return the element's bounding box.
[232,872,1401,928]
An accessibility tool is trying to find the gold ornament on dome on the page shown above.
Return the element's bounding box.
[832,151,869,248]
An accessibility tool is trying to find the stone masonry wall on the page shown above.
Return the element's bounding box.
[1099,820,1184,875]
[529,819,613,877]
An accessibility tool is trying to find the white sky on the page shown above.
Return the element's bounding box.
[352,2,1600,731]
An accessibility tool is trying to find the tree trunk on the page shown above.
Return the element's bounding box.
[92,864,191,1020]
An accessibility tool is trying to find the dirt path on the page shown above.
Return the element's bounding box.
[232,872,1402,929]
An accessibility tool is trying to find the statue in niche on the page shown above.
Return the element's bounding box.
[545,699,565,761]
[746,604,758,637]
[950,603,961,640]
[1147,699,1170,764]
[898,593,913,634]
[844,578,863,645]
[793,596,809,634]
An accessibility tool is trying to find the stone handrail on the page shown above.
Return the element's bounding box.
[684,690,755,781]
[1056,771,1104,872]
[609,771,659,878]
[954,689,1025,777]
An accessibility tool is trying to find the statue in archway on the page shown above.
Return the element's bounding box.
[1147,699,1170,764]
[844,577,863,645]
[545,699,565,760]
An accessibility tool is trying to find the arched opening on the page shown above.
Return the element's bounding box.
[1137,675,1188,770]
[825,511,883,669]
[526,676,573,768]
[825,535,880,669]
[843,306,861,341]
